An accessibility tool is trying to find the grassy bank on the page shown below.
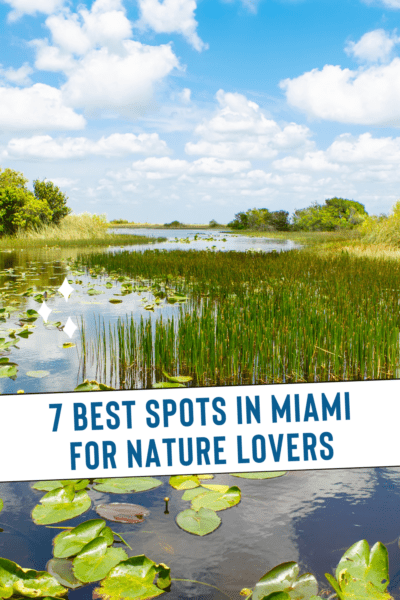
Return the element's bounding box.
[0,213,166,250]
[108,222,226,229]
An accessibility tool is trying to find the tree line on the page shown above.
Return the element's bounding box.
[0,167,71,236]
[228,198,369,231]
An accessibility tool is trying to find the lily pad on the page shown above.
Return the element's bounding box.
[32,486,91,525]
[200,484,230,493]
[230,472,287,480]
[95,503,150,524]
[0,499,3,513]
[53,519,113,558]
[191,486,241,512]
[0,558,67,599]
[253,562,319,600]
[72,537,127,584]
[181,488,211,502]
[62,343,76,349]
[169,475,200,490]
[87,289,103,296]
[176,507,221,536]
[26,371,50,378]
[74,380,115,392]
[162,372,193,383]
[47,559,83,590]
[93,478,162,494]
[109,299,123,304]
[0,365,17,378]
[32,480,89,492]
[93,555,171,600]
[152,382,185,389]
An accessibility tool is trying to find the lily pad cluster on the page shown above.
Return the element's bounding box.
[246,539,393,600]
[170,475,241,536]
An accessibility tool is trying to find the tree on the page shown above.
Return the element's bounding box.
[0,187,52,235]
[0,167,29,190]
[33,179,71,225]
[292,198,368,231]
[228,208,290,231]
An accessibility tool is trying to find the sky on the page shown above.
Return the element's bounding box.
[1,0,400,223]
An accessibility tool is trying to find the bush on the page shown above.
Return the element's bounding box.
[292,198,368,231]
[360,201,400,246]
[164,220,183,228]
[33,179,71,225]
[110,219,129,224]
[0,186,52,236]
[228,208,290,231]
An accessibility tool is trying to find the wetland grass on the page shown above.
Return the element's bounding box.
[77,249,400,387]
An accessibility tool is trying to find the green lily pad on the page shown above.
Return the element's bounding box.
[72,537,128,584]
[152,382,185,388]
[93,555,171,600]
[162,372,193,383]
[105,282,113,289]
[87,289,103,296]
[181,488,210,502]
[93,478,163,494]
[109,299,123,304]
[26,371,50,378]
[0,365,17,378]
[32,486,91,525]
[169,475,200,490]
[32,480,89,492]
[53,519,112,558]
[191,486,241,512]
[0,558,67,599]
[0,499,3,513]
[47,559,83,590]
[230,472,287,479]
[167,296,188,304]
[176,507,221,536]
[62,343,76,349]
[253,562,319,600]
[200,484,230,493]
[74,380,115,391]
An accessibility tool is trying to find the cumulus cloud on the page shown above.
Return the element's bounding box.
[0,84,85,131]
[280,59,400,125]
[136,0,208,51]
[3,0,65,21]
[0,63,33,85]
[345,29,400,63]
[185,89,313,159]
[2,132,170,159]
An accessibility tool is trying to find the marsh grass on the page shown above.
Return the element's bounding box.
[0,213,165,249]
[77,248,400,388]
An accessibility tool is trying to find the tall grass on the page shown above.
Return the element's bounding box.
[0,213,166,249]
[77,249,400,387]
[360,200,400,246]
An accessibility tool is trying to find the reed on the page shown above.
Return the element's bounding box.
[77,249,400,387]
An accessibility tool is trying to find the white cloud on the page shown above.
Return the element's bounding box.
[3,0,65,21]
[362,0,400,7]
[280,58,400,125]
[0,84,85,131]
[0,63,33,85]
[2,132,170,159]
[61,41,179,116]
[179,88,191,103]
[136,0,208,51]
[185,89,313,159]
[345,29,400,63]
[32,41,75,72]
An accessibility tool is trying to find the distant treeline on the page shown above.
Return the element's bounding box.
[228,198,369,232]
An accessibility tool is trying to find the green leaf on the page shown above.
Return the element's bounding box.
[32,480,89,492]
[32,486,91,525]
[253,563,319,600]
[152,382,185,388]
[62,342,76,349]
[169,475,200,490]
[53,519,109,558]
[191,486,241,512]
[47,559,83,590]
[176,507,221,536]
[162,372,193,383]
[200,484,229,493]
[93,555,170,600]
[181,488,210,501]
[167,296,188,304]
[87,289,103,296]
[105,282,113,289]
[0,365,17,378]
[26,371,50,378]
[109,299,123,304]
[0,558,67,599]
[72,537,127,584]
[230,472,287,480]
[93,477,163,494]
[0,499,3,513]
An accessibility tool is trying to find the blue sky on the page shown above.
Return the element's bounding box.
[1,0,400,223]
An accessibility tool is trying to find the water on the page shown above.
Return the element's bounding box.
[0,468,399,599]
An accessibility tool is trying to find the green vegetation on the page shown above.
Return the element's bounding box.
[228,207,290,231]
[164,220,184,227]
[292,197,368,231]
[76,248,400,387]
[33,179,71,225]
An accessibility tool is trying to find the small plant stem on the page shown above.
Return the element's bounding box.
[113,531,132,550]
[171,578,232,599]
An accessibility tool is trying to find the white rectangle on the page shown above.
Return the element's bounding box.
[1,379,398,481]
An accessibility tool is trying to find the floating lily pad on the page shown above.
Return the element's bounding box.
[200,484,230,493]
[181,488,210,502]
[253,562,319,600]
[95,503,150,524]
[47,559,83,590]
[53,519,113,558]
[26,371,50,378]
[167,296,188,304]
[32,480,89,492]
[93,478,162,494]
[72,537,128,584]
[176,507,221,536]
[62,343,76,349]
[0,558,67,599]
[191,486,241,512]
[169,475,200,490]
[93,555,171,600]
[230,472,287,479]
[0,499,3,513]
[162,372,193,383]
[152,382,185,388]
[32,486,91,525]
[109,299,123,304]
[0,364,17,378]
[87,289,103,296]
[74,380,115,391]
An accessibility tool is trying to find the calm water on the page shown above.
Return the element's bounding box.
[0,232,396,600]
